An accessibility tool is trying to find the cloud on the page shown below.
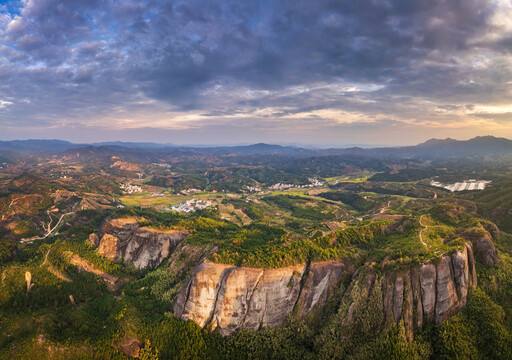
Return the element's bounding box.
[0,0,511,144]
[0,99,13,108]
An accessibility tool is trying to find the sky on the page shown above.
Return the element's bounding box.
[1,0,512,146]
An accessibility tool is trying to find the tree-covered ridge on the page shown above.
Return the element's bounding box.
[196,202,485,269]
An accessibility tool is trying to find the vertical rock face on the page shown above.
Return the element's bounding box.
[410,268,423,328]
[125,228,188,269]
[393,276,404,323]
[174,261,233,327]
[383,277,395,323]
[403,274,414,341]
[98,234,121,261]
[88,233,100,246]
[245,265,304,329]
[435,256,459,324]
[451,247,470,306]
[295,261,345,317]
[96,218,188,268]
[174,261,308,335]
[466,243,477,288]
[212,267,264,335]
[175,241,484,336]
[472,233,499,266]
[100,217,140,240]
[419,264,437,322]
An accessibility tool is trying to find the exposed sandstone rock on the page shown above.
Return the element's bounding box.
[125,227,188,269]
[176,241,482,336]
[88,233,99,247]
[383,277,395,322]
[419,264,436,322]
[243,264,304,330]
[174,261,232,327]
[472,233,499,266]
[466,243,477,288]
[435,256,459,324]
[100,217,140,239]
[25,271,33,293]
[346,302,356,323]
[97,218,188,268]
[98,234,121,261]
[120,337,141,358]
[296,261,344,317]
[403,273,414,341]
[393,276,404,323]
[451,248,469,305]
[410,268,423,328]
[174,261,305,335]
[212,267,263,335]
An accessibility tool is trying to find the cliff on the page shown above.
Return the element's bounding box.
[174,260,345,335]
[175,243,483,337]
[95,217,188,269]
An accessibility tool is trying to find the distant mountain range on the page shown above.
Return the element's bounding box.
[1,136,512,159]
[0,139,80,153]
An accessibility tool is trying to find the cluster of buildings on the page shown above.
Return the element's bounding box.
[269,178,325,190]
[430,179,491,192]
[120,183,143,194]
[308,178,325,187]
[152,163,171,168]
[167,199,213,213]
[245,186,262,192]
[180,188,202,195]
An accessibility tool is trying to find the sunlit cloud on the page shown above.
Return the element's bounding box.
[0,0,512,145]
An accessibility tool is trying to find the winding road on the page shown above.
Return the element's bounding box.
[20,212,74,244]
[419,215,429,250]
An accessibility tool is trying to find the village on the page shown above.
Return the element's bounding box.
[120,183,143,194]
[268,178,325,190]
[166,199,213,213]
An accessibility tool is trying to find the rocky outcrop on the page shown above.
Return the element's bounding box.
[174,261,233,328]
[96,217,188,269]
[213,267,264,333]
[100,217,140,240]
[295,261,345,317]
[242,265,303,330]
[119,337,141,358]
[472,233,499,266]
[419,264,436,323]
[466,243,477,288]
[413,246,478,326]
[174,261,342,336]
[176,242,485,337]
[393,276,404,323]
[97,234,121,261]
[410,268,423,328]
[463,227,499,266]
[88,233,100,246]
[435,256,459,323]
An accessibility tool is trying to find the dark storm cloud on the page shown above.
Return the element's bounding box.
[0,0,510,144]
